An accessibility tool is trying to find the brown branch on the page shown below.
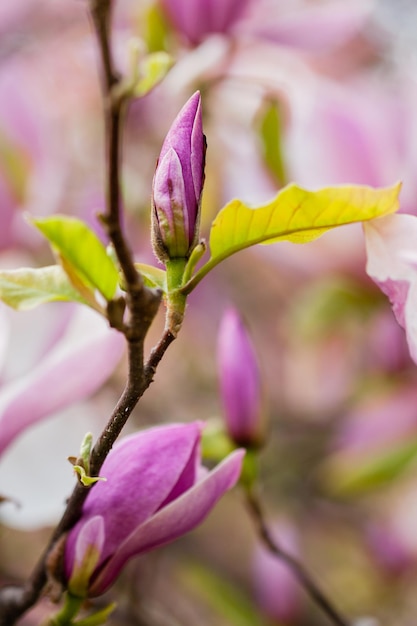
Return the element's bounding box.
[0,1,179,623]
[245,489,351,626]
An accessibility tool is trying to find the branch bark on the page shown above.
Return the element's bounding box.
[0,2,176,623]
[246,488,351,626]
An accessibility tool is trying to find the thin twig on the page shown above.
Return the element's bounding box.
[0,1,178,623]
[246,489,350,626]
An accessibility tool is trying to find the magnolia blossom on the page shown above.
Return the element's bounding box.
[0,306,125,456]
[152,91,206,261]
[159,0,250,45]
[64,422,244,597]
[159,0,371,51]
[217,308,265,447]
[0,305,125,529]
[364,214,417,363]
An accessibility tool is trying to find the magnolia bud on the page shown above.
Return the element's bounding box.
[217,308,266,448]
[152,91,206,262]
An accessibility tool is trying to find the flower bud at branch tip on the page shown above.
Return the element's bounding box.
[151,91,206,263]
[217,308,267,448]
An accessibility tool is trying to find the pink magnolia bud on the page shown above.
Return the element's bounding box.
[64,422,244,597]
[152,92,206,262]
[217,308,266,447]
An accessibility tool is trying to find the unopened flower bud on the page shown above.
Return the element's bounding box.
[217,308,266,448]
[152,91,206,262]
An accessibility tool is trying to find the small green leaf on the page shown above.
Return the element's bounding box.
[201,419,235,463]
[182,241,206,285]
[0,130,31,203]
[257,98,287,186]
[73,465,106,487]
[135,262,167,292]
[143,3,170,53]
[134,51,173,97]
[0,266,88,310]
[320,437,417,496]
[182,183,401,293]
[77,432,94,476]
[180,562,270,626]
[32,216,119,301]
[74,603,116,626]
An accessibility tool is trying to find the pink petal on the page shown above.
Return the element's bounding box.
[364,214,417,362]
[67,515,106,595]
[0,308,125,455]
[238,0,373,51]
[73,515,105,572]
[89,449,244,596]
[76,423,203,564]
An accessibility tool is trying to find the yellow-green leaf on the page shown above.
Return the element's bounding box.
[182,182,401,293]
[32,215,119,301]
[257,98,287,187]
[134,51,173,97]
[0,266,89,310]
[0,130,31,204]
[134,263,167,292]
[320,437,417,497]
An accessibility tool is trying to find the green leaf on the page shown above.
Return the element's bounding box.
[73,465,106,487]
[0,130,31,203]
[134,51,173,97]
[180,562,271,626]
[0,266,89,310]
[32,215,119,301]
[143,3,170,53]
[320,437,417,497]
[74,603,116,626]
[134,263,167,292]
[182,182,401,293]
[257,98,287,187]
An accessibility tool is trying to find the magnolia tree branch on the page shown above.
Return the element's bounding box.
[0,2,178,623]
[245,489,351,626]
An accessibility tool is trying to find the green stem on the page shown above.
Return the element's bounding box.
[165,258,187,336]
[180,257,218,295]
[47,593,83,626]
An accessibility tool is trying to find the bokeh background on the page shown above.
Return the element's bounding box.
[2,0,417,624]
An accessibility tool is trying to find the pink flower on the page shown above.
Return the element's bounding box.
[364,214,417,363]
[159,0,250,46]
[0,306,125,456]
[159,0,371,51]
[64,422,244,597]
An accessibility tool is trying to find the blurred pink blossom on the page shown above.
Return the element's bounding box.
[0,305,125,456]
[364,214,417,363]
[159,0,372,51]
[253,521,302,623]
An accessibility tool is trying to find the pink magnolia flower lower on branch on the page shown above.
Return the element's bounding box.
[64,422,244,597]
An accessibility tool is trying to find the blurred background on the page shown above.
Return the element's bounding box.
[1,0,417,624]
